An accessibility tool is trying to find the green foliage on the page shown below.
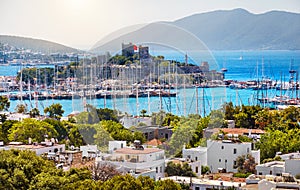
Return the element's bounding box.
[256,128,300,160]
[0,149,182,189]
[0,149,56,189]
[155,179,181,190]
[201,165,210,174]
[29,108,40,118]
[0,95,10,111]
[165,162,196,177]
[234,154,256,174]
[44,103,64,119]
[208,110,227,128]
[0,120,18,143]
[140,109,148,117]
[100,174,143,190]
[8,118,58,143]
[44,118,68,141]
[162,113,181,127]
[96,108,119,122]
[262,155,282,164]
[151,110,167,126]
[168,114,206,155]
[15,103,27,113]
[63,121,85,147]
[233,173,252,178]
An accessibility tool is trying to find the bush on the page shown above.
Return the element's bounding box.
[233,173,252,178]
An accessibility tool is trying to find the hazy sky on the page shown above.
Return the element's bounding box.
[1,0,299,50]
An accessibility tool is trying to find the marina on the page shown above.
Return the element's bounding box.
[1,50,300,116]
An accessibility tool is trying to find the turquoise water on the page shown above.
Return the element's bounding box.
[1,50,300,116]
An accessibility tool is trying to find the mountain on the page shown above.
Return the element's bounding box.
[91,9,300,51]
[0,35,81,53]
[173,8,300,50]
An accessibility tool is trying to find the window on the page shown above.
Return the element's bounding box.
[270,171,272,175]
[225,159,227,163]
[233,161,237,169]
[195,187,200,190]
[247,148,249,153]
[195,157,198,161]
[221,146,224,150]
[219,159,221,162]
[160,166,162,173]
[156,167,158,173]
[233,148,237,154]
[259,172,262,175]
[195,166,199,173]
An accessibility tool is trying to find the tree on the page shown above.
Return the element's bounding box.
[234,154,256,174]
[165,162,196,177]
[256,128,300,160]
[0,149,56,189]
[0,95,10,111]
[15,103,27,113]
[44,103,64,119]
[140,109,147,117]
[8,118,58,143]
[155,179,181,190]
[96,108,119,122]
[100,174,143,190]
[89,163,120,181]
[29,108,40,118]
[208,110,226,128]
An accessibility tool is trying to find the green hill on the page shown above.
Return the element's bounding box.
[0,35,81,53]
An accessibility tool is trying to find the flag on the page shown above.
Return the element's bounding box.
[133,45,138,52]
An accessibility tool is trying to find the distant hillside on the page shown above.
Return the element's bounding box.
[0,35,81,53]
[173,9,300,50]
[92,9,300,51]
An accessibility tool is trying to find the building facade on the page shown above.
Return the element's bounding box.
[183,139,260,173]
[97,142,165,180]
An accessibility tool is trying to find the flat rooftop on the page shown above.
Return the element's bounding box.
[115,147,163,154]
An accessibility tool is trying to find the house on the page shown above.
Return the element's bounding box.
[246,174,300,190]
[120,116,152,129]
[134,126,173,141]
[80,145,99,159]
[258,174,300,190]
[163,176,245,190]
[256,161,285,176]
[166,158,202,177]
[256,152,300,177]
[97,140,165,180]
[0,141,65,155]
[183,139,260,173]
[59,149,82,166]
[203,128,265,140]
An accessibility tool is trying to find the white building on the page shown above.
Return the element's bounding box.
[285,159,300,176]
[256,161,285,176]
[97,142,165,180]
[256,152,300,177]
[183,139,260,173]
[108,140,126,153]
[80,145,98,159]
[258,175,300,190]
[120,116,152,128]
[164,176,245,190]
[1,141,65,155]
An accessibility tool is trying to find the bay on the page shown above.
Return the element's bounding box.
[1,50,300,116]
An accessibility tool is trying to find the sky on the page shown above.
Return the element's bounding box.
[0,0,300,50]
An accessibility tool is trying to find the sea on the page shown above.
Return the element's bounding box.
[1,50,299,117]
